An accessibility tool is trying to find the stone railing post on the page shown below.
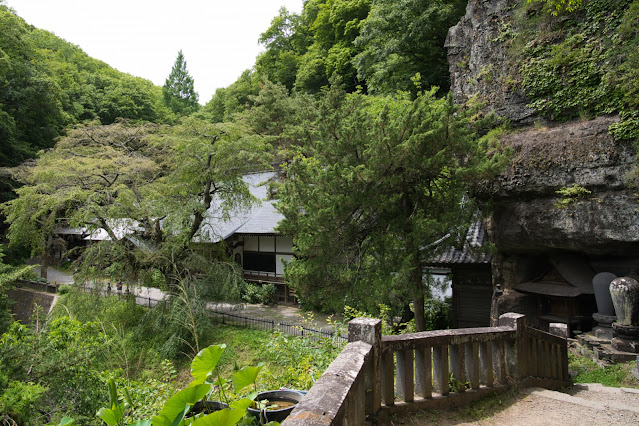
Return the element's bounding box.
[499,313,528,380]
[348,318,382,416]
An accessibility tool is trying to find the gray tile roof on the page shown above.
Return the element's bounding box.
[195,171,284,242]
[429,220,492,265]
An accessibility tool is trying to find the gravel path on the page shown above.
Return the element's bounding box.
[391,384,639,425]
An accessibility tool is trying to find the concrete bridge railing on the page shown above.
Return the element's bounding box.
[283,313,570,425]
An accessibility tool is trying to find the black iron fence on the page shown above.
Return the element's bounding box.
[206,309,347,343]
[68,282,348,344]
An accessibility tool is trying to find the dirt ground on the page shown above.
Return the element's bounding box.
[388,384,639,426]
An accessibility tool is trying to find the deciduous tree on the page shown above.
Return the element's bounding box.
[2,119,270,287]
[354,0,467,95]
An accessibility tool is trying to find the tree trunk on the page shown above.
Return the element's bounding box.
[408,236,426,331]
[413,293,426,332]
[40,234,54,281]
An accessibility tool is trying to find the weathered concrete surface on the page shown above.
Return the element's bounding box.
[283,341,372,425]
[7,287,57,323]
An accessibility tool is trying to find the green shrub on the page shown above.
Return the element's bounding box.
[241,282,276,305]
[0,380,48,426]
[57,284,72,295]
[569,352,638,387]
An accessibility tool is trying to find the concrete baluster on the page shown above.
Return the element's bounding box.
[396,349,415,402]
[348,318,382,415]
[433,345,450,396]
[382,352,395,406]
[493,340,507,385]
[415,347,432,399]
[479,341,494,387]
[466,342,480,390]
[450,344,466,393]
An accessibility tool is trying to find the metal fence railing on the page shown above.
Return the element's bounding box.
[67,282,348,344]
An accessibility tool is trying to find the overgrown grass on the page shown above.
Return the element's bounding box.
[569,351,639,388]
[203,323,344,391]
[3,287,342,424]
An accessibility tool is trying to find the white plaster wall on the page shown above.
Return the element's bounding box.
[277,236,293,253]
[244,236,258,252]
[277,254,293,275]
[261,236,275,252]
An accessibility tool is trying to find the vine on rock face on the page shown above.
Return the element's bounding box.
[529,0,583,15]
[513,0,639,140]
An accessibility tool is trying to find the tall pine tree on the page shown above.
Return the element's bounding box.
[163,49,199,115]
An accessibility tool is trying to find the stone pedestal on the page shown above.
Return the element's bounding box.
[612,323,639,353]
[592,312,616,340]
[610,277,639,353]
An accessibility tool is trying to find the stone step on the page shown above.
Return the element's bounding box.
[524,384,639,414]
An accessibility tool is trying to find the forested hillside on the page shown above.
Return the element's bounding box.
[1,0,639,424]
[201,0,467,122]
[0,4,172,169]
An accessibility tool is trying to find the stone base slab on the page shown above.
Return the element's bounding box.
[576,332,639,363]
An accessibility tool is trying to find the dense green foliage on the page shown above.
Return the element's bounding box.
[354,0,467,95]
[213,0,466,104]
[200,70,262,123]
[0,246,32,333]
[513,0,639,139]
[276,83,507,330]
[163,50,199,116]
[0,5,172,169]
[1,120,270,287]
[0,288,341,425]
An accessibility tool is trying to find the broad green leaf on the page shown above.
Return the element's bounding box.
[152,384,211,426]
[107,379,119,409]
[229,399,253,411]
[129,421,152,426]
[191,399,253,426]
[232,364,264,393]
[58,417,76,426]
[191,345,226,385]
[122,386,134,407]
[96,407,121,426]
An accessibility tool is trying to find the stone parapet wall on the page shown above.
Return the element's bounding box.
[7,287,57,324]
